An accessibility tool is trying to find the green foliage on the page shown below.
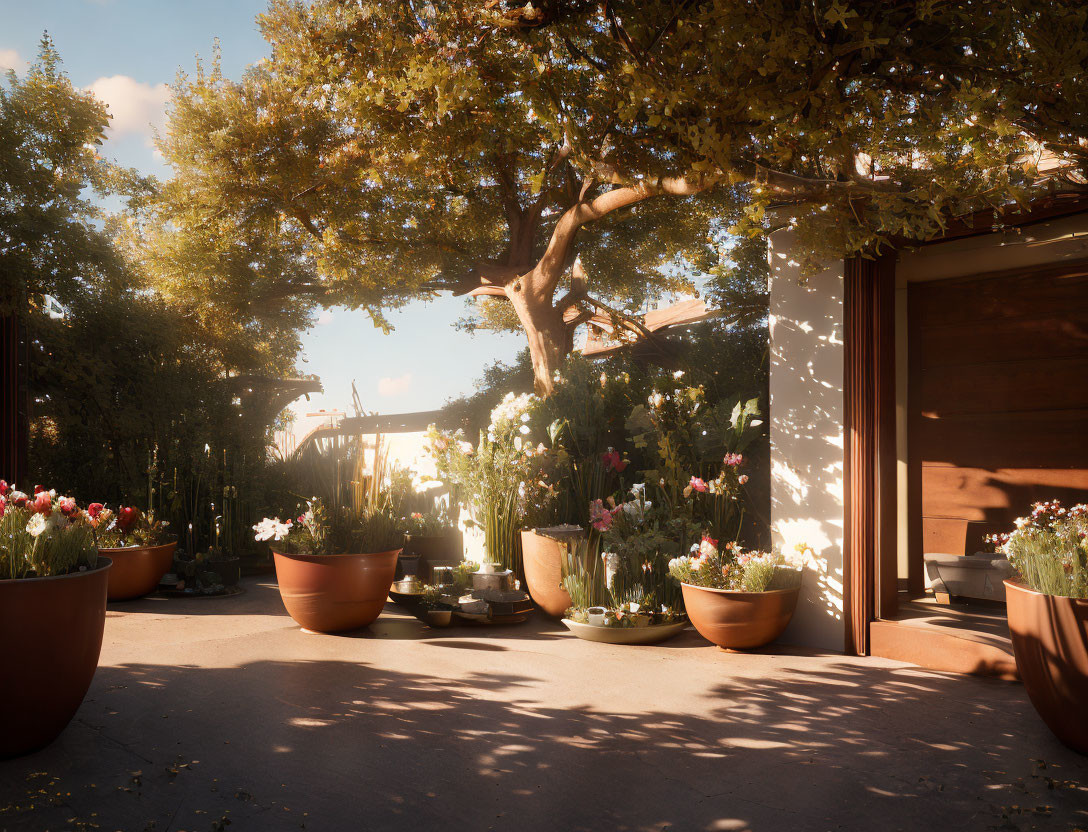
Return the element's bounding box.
[3,41,306,559]
[0,35,131,314]
[668,542,801,594]
[271,496,405,556]
[997,501,1088,599]
[0,499,97,580]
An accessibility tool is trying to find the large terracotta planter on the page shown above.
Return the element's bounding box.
[99,541,177,600]
[521,530,573,618]
[0,558,111,757]
[682,583,799,650]
[1004,580,1088,753]
[273,549,400,633]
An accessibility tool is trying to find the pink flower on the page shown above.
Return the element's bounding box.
[723,453,744,467]
[57,496,78,516]
[0,495,5,517]
[32,490,52,514]
[738,474,749,485]
[0,480,8,496]
[88,503,104,519]
[601,449,628,473]
[689,476,708,493]
[589,499,614,532]
[33,485,45,495]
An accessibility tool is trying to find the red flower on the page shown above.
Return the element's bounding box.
[33,485,45,494]
[601,449,629,473]
[0,480,9,496]
[117,506,141,533]
[11,492,27,508]
[689,476,708,493]
[58,496,78,516]
[88,503,104,519]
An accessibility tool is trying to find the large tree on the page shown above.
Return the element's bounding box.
[159,2,735,396]
[160,0,1087,395]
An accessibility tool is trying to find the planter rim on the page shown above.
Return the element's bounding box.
[562,617,686,630]
[681,582,800,599]
[97,541,177,554]
[1003,578,1087,601]
[0,556,112,585]
[273,548,402,561]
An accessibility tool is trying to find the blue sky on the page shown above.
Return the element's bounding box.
[1,0,525,426]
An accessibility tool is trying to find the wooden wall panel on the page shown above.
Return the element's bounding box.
[909,258,1088,561]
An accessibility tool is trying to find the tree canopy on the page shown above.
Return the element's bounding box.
[157,0,1087,393]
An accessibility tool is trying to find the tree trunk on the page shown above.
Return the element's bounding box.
[506,272,571,397]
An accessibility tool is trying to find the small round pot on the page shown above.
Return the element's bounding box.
[0,558,111,757]
[1004,580,1088,753]
[99,542,177,601]
[521,530,573,618]
[273,549,400,633]
[681,583,800,650]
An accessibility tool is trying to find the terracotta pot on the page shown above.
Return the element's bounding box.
[681,583,799,650]
[99,541,177,601]
[521,530,573,618]
[273,549,400,633]
[0,558,111,757]
[1004,580,1088,753]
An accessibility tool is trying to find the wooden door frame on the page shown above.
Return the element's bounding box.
[843,254,898,656]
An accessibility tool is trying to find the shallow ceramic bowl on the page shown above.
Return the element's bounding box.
[561,619,687,645]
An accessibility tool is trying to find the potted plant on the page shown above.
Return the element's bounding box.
[670,537,801,650]
[0,482,110,756]
[995,500,1088,753]
[559,490,688,645]
[95,505,176,600]
[428,392,556,579]
[257,497,404,633]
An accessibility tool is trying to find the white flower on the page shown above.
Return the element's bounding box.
[520,413,530,423]
[514,436,523,452]
[26,513,47,537]
[602,551,621,590]
[672,370,684,379]
[458,440,474,454]
[630,483,646,497]
[253,517,293,542]
[519,425,530,435]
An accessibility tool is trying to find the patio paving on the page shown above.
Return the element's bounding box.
[1,577,1086,832]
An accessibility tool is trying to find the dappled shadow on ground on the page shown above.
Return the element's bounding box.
[0,658,1085,832]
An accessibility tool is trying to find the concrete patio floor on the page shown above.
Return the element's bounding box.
[1,577,1086,832]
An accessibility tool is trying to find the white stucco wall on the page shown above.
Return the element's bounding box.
[768,227,846,652]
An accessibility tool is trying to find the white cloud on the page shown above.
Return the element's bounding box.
[378,373,413,397]
[0,48,25,74]
[85,75,170,145]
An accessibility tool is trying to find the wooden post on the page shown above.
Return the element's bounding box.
[843,254,897,656]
